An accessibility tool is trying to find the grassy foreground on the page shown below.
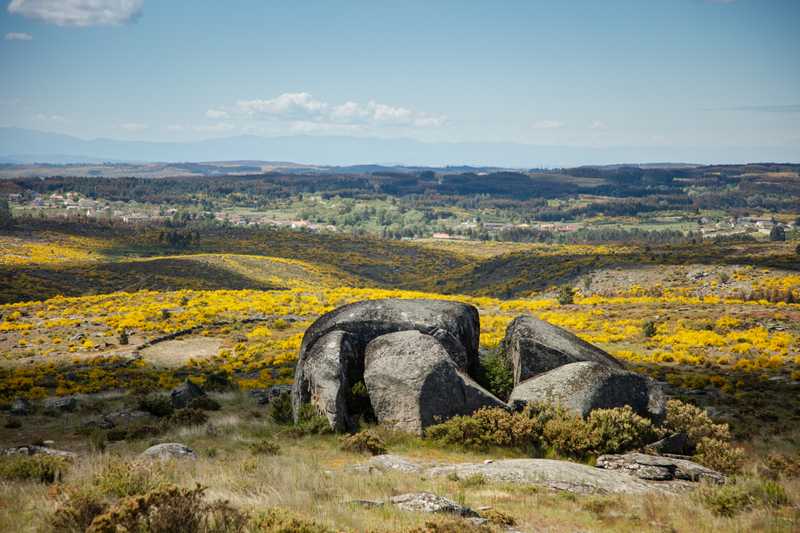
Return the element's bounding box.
[1,393,799,532]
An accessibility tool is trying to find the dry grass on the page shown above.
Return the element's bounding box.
[1,397,798,532]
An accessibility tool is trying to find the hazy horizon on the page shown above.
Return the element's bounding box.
[1,0,799,165]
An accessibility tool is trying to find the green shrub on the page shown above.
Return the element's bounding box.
[699,478,790,517]
[138,395,174,418]
[642,321,657,338]
[585,406,658,455]
[426,403,657,460]
[694,437,745,475]
[49,488,108,533]
[663,399,730,446]
[92,458,168,498]
[339,431,387,455]
[698,483,752,517]
[479,508,515,526]
[557,286,575,305]
[0,454,69,483]
[267,393,293,425]
[189,396,222,411]
[86,484,248,533]
[425,407,521,449]
[475,352,514,401]
[285,404,332,437]
[765,453,800,478]
[254,507,335,533]
[249,439,280,456]
[542,416,594,458]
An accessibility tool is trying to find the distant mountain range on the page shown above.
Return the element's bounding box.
[1,127,797,167]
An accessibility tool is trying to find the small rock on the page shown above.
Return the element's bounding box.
[483,459,494,464]
[43,396,78,412]
[644,433,691,456]
[389,492,477,517]
[10,398,31,416]
[170,380,205,409]
[466,517,489,526]
[140,443,197,460]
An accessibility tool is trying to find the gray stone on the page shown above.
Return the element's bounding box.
[294,330,358,432]
[43,396,78,412]
[502,316,625,385]
[426,458,689,494]
[292,299,481,424]
[2,445,76,459]
[596,453,725,484]
[140,442,197,460]
[390,492,477,517]
[644,433,691,456]
[350,454,425,474]
[10,398,31,416]
[508,361,665,421]
[170,380,205,409]
[364,331,506,434]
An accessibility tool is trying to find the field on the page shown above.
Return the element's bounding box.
[1,220,800,532]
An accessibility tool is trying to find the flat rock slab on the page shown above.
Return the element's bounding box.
[140,443,197,460]
[349,454,427,474]
[596,453,725,484]
[2,445,77,459]
[426,459,692,495]
[390,492,477,517]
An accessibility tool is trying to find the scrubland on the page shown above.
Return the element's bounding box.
[1,224,799,531]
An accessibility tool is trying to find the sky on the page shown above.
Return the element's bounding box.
[0,0,799,158]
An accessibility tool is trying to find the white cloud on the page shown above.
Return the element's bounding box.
[34,113,65,121]
[119,122,148,132]
[194,122,235,133]
[205,109,229,119]
[4,32,32,40]
[237,92,327,121]
[7,0,143,27]
[589,120,608,130]
[234,92,445,128]
[531,120,564,129]
[166,124,184,131]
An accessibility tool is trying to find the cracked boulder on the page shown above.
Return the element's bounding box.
[293,330,358,432]
[292,298,481,426]
[364,331,505,434]
[502,316,626,385]
[508,361,665,421]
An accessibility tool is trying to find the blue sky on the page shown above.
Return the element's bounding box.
[1,0,798,154]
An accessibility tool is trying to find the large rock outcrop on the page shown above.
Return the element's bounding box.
[294,330,358,432]
[364,331,505,434]
[292,299,481,425]
[502,316,625,385]
[508,361,665,420]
